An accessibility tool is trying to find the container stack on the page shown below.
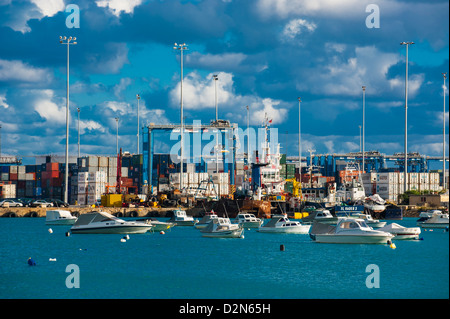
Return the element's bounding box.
[361,172,443,203]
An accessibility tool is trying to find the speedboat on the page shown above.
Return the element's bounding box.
[257,215,311,234]
[233,213,263,228]
[200,217,244,238]
[310,217,394,244]
[46,210,78,225]
[377,223,421,240]
[353,213,386,228]
[169,209,198,226]
[194,211,219,229]
[70,211,153,234]
[417,211,449,229]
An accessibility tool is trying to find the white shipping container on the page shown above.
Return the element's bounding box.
[25,173,35,181]
[98,156,108,167]
[77,184,88,194]
[0,184,16,198]
[77,172,88,183]
[86,156,99,167]
[76,194,86,205]
[1,173,8,181]
[9,165,18,174]
[18,166,26,174]
[121,167,128,177]
[108,167,118,177]
[88,171,107,183]
[18,173,26,180]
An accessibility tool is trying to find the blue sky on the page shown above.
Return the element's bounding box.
[0,0,448,164]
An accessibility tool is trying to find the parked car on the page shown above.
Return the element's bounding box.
[31,199,54,207]
[0,199,24,207]
[48,199,70,207]
[17,198,33,207]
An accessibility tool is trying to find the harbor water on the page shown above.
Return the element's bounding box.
[0,217,448,299]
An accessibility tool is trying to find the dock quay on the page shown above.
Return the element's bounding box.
[0,206,178,218]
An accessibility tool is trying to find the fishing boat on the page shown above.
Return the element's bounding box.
[45,210,78,225]
[169,209,198,226]
[310,217,394,244]
[377,223,421,240]
[417,211,449,229]
[233,212,263,228]
[70,211,153,234]
[257,215,311,234]
[194,211,219,229]
[200,217,244,238]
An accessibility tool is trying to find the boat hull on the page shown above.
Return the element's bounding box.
[258,225,311,234]
[239,221,264,228]
[314,234,392,244]
[173,220,198,226]
[71,225,153,234]
[201,229,244,238]
[46,219,77,226]
[418,223,449,229]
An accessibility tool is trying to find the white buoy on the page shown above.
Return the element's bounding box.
[48,228,53,234]
[160,231,165,235]
[120,238,126,242]
[49,258,57,261]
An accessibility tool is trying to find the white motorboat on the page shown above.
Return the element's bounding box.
[417,211,449,229]
[377,223,421,240]
[169,209,198,226]
[301,208,340,225]
[310,217,394,244]
[46,210,78,225]
[353,212,386,228]
[136,218,174,232]
[194,211,219,229]
[257,215,311,234]
[233,213,263,228]
[200,217,244,238]
[70,211,154,234]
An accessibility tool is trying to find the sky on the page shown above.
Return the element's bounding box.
[0,0,448,166]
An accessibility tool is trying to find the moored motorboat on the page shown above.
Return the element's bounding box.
[300,208,339,225]
[310,217,394,244]
[136,218,174,232]
[257,215,311,234]
[377,223,421,240]
[200,217,244,238]
[233,212,263,228]
[46,210,78,225]
[417,211,449,229]
[194,211,219,229]
[353,212,386,228]
[70,211,154,234]
[169,209,198,226]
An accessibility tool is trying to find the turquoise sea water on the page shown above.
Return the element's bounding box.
[0,217,448,299]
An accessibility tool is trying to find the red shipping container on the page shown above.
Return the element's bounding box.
[9,173,18,181]
[46,162,59,171]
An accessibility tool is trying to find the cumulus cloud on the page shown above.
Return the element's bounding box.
[30,0,64,17]
[79,120,106,134]
[282,18,317,40]
[0,93,9,109]
[33,89,66,124]
[96,0,143,17]
[0,59,52,84]
[169,71,289,125]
